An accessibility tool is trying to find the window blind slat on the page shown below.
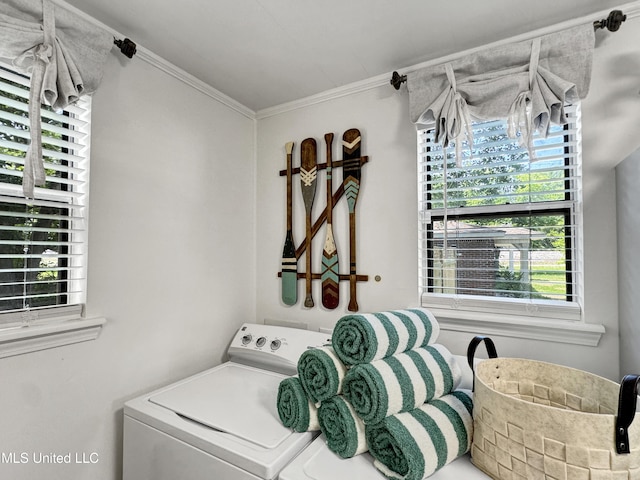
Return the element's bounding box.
[0,153,85,175]
[0,224,84,235]
[0,109,88,141]
[423,135,578,159]
[0,138,85,164]
[0,240,83,247]
[0,254,82,260]
[0,183,84,204]
[0,194,86,210]
[0,210,83,223]
[0,265,83,274]
[0,291,83,303]
[0,167,84,188]
[0,92,88,129]
[422,200,575,218]
[0,124,86,151]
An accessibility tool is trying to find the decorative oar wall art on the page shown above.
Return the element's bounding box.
[281,142,297,306]
[278,128,369,311]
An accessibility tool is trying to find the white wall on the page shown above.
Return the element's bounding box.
[617,148,640,376]
[585,17,640,378]
[256,20,640,381]
[0,55,256,480]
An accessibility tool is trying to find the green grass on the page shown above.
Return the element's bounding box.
[499,260,567,300]
[530,264,566,299]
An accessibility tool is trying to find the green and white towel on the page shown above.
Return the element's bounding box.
[317,396,368,458]
[365,390,473,480]
[342,344,462,424]
[276,377,320,432]
[331,308,440,365]
[297,346,348,405]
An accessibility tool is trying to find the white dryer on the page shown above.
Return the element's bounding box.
[123,323,331,480]
[278,355,491,480]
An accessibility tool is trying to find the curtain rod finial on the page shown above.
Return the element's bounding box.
[114,37,137,58]
[390,71,407,90]
[594,10,627,32]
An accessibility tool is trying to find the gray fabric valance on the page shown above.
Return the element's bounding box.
[0,0,112,197]
[407,24,595,160]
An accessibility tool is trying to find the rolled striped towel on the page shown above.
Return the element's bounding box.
[297,346,348,405]
[276,377,320,432]
[317,396,368,458]
[365,390,473,480]
[331,308,439,365]
[342,344,462,424]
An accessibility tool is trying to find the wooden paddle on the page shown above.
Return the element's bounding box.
[321,133,339,309]
[342,128,362,312]
[281,141,297,305]
[300,138,318,308]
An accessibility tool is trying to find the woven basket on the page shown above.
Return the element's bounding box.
[467,337,640,480]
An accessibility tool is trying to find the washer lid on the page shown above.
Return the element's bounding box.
[149,362,290,449]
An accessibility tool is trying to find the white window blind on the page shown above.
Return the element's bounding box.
[0,65,89,325]
[418,104,582,311]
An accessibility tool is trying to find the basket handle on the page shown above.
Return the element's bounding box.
[466,336,498,391]
[616,374,640,454]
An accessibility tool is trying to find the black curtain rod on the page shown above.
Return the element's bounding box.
[593,9,627,32]
[113,37,137,58]
[389,9,627,90]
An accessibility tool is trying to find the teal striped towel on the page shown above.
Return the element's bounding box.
[317,396,368,458]
[342,344,462,424]
[331,308,440,365]
[276,377,320,432]
[365,390,473,480]
[297,346,347,405]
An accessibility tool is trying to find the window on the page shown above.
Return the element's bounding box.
[0,65,89,329]
[418,104,582,321]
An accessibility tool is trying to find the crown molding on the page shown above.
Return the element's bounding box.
[255,72,389,120]
[53,0,256,120]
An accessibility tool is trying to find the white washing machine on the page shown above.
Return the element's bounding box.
[123,323,332,480]
[278,437,489,480]
[278,355,491,480]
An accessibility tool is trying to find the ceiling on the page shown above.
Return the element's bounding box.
[62,0,627,112]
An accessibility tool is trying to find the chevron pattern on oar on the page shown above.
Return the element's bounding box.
[344,178,360,213]
[321,250,339,282]
[321,279,340,310]
[342,136,361,156]
[300,166,317,187]
[321,250,340,310]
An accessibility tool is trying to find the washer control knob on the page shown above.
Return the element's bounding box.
[270,339,282,351]
[241,334,252,345]
[256,336,267,348]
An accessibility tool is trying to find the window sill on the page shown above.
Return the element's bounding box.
[0,317,106,359]
[428,307,604,347]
